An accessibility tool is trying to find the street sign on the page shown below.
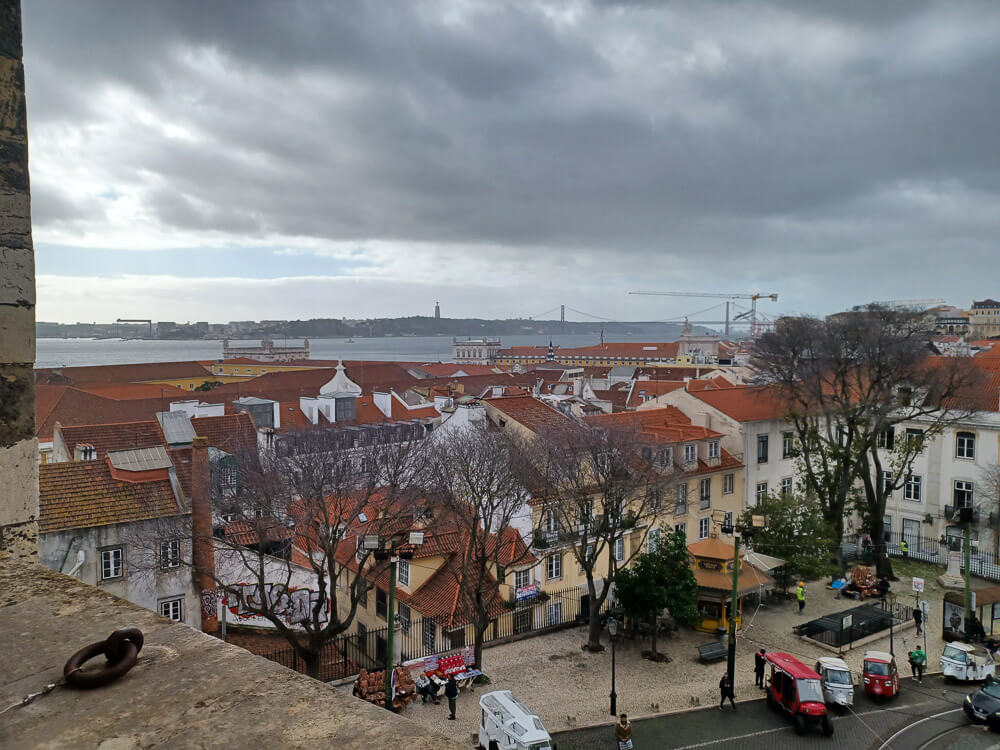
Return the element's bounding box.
[912,577,924,593]
[842,614,853,630]
[920,600,930,616]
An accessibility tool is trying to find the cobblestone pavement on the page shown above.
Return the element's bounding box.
[554,675,1000,750]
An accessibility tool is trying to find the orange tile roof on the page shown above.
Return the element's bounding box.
[39,459,185,534]
[35,387,187,440]
[191,412,257,454]
[558,342,681,359]
[627,380,686,408]
[586,407,725,443]
[57,420,165,460]
[35,361,212,385]
[687,385,790,422]
[688,536,774,593]
[483,395,574,435]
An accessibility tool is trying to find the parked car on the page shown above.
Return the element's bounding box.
[862,650,900,701]
[765,652,834,736]
[964,675,1000,729]
[814,657,854,708]
[942,642,996,682]
[478,690,554,750]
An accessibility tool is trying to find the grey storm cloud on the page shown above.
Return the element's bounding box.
[20,0,1000,318]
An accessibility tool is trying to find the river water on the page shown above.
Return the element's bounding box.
[36,333,669,368]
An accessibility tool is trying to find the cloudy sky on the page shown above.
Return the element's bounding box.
[22,1,1000,324]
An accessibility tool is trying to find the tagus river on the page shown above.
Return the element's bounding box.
[36,334,655,369]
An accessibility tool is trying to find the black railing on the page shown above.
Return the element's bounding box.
[853,532,1000,584]
[254,585,612,682]
[795,601,906,649]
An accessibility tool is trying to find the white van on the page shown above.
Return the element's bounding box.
[478,690,555,750]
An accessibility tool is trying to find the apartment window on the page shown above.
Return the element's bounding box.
[546,553,562,580]
[358,583,368,608]
[422,618,436,654]
[648,527,661,552]
[397,558,410,587]
[159,539,181,570]
[723,473,734,495]
[545,509,557,533]
[613,537,624,562]
[724,511,733,529]
[708,441,720,460]
[658,447,673,466]
[877,427,895,450]
[956,431,976,460]
[398,602,411,635]
[905,475,923,502]
[906,428,925,451]
[698,517,710,540]
[376,588,388,619]
[755,482,768,504]
[159,597,184,622]
[780,477,793,499]
[782,431,795,459]
[100,547,124,581]
[578,544,595,573]
[674,523,686,538]
[547,601,563,626]
[675,483,688,515]
[647,486,662,510]
[699,478,711,509]
[880,470,894,496]
[684,444,697,464]
[954,480,974,509]
[514,568,531,591]
[757,434,769,464]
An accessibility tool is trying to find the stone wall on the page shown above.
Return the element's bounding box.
[0,0,37,558]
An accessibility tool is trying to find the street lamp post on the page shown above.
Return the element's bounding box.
[368,529,425,711]
[720,513,766,690]
[607,617,618,716]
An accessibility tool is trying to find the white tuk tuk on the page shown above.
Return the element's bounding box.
[814,656,854,707]
[478,690,555,750]
[941,642,996,682]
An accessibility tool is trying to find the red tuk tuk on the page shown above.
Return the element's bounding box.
[765,652,834,736]
[862,650,899,701]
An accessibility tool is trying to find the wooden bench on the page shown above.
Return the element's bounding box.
[697,641,727,663]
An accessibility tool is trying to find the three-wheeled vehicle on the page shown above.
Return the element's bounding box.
[478,690,554,750]
[765,652,834,736]
[862,650,900,701]
[941,641,996,682]
[814,656,854,708]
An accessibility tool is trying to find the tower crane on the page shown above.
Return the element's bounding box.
[628,291,779,337]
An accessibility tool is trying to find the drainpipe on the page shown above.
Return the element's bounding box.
[191,436,219,632]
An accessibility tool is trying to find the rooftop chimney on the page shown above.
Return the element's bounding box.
[191,436,219,633]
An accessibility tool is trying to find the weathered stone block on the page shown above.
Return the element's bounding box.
[0,362,33,445]
[0,437,37,527]
[0,301,33,360]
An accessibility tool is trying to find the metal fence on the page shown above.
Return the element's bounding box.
[795,600,908,650]
[256,584,611,682]
[866,532,1000,583]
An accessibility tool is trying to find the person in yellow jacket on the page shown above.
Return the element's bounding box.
[797,582,806,614]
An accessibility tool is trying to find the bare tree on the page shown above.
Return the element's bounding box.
[424,426,534,671]
[131,426,427,679]
[527,420,668,652]
[754,306,977,577]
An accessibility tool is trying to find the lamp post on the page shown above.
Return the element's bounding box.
[719,513,766,691]
[607,616,618,716]
[368,529,425,711]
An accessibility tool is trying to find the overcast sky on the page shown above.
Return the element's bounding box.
[22,1,1000,324]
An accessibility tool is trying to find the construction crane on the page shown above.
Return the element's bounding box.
[629,291,779,337]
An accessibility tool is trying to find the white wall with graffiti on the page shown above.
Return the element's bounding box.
[213,541,331,629]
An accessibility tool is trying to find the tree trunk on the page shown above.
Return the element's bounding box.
[584,576,605,652]
[302,649,320,679]
[649,614,658,660]
[869,514,895,579]
[474,621,486,673]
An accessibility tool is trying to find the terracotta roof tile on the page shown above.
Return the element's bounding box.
[39,459,185,534]
[57,420,165,461]
[483,395,573,435]
[687,385,790,422]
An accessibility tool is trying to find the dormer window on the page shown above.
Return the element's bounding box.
[708,441,720,460]
[684,444,696,464]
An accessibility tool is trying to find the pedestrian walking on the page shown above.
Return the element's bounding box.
[754,648,767,688]
[878,576,890,602]
[444,675,458,720]
[912,606,923,636]
[614,713,633,750]
[909,646,926,682]
[901,539,909,560]
[719,673,736,710]
[796,582,806,615]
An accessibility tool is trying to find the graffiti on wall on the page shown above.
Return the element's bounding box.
[228,582,329,626]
